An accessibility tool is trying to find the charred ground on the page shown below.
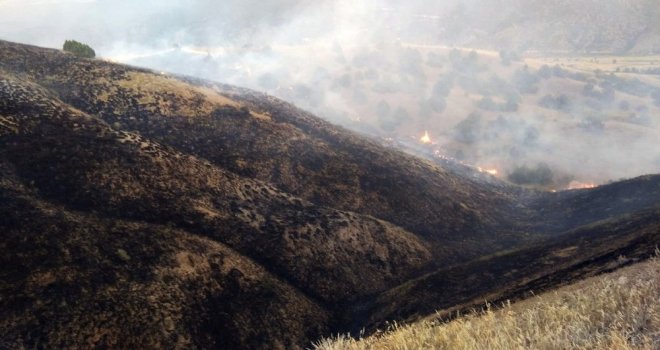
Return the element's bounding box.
[0,40,658,349]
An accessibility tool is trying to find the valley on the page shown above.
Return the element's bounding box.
[0,40,659,349]
[118,42,660,191]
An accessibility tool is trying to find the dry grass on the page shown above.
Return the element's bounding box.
[527,55,660,75]
[114,71,272,120]
[315,254,660,350]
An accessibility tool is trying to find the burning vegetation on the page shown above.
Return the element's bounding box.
[420,130,432,144]
[478,167,499,176]
[567,181,598,190]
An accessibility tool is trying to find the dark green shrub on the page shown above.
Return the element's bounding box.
[538,94,571,111]
[63,40,95,58]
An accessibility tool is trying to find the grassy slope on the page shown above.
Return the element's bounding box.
[0,185,331,349]
[316,254,660,350]
[0,63,431,349]
[346,206,660,333]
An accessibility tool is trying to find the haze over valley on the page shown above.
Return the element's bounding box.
[4,0,660,188]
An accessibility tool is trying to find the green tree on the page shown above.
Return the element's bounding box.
[63,40,95,58]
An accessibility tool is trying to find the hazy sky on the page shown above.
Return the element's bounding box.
[2,0,658,54]
[0,0,463,53]
[1,0,337,51]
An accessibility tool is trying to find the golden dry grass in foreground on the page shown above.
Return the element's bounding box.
[315,254,660,350]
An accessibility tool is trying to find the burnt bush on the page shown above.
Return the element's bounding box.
[507,163,554,187]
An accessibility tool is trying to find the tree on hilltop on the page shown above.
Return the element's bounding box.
[63,40,95,58]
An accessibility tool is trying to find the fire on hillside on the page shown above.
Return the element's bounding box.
[420,130,432,144]
[477,167,499,176]
[567,181,598,190]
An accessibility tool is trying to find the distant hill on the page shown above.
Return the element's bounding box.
[0,40,659,349]
[433,0,660,54]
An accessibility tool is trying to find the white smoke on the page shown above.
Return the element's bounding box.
[1,0,660,187]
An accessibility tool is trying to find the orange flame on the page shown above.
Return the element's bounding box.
[420,130,431,144]
[477,167,499,176]
[567,181,597,190]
